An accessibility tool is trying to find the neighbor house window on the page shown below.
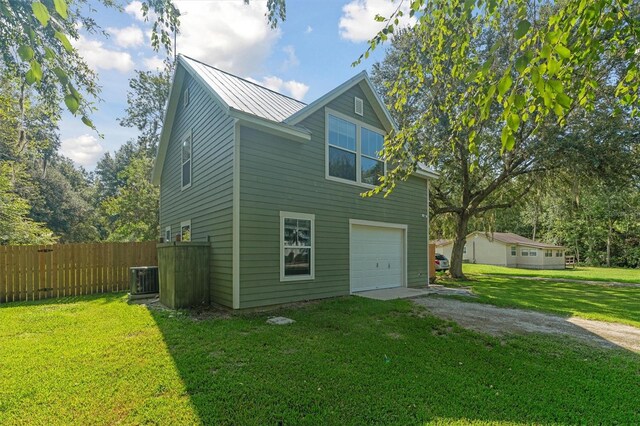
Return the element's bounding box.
[521,250,529,256]
[165,226,171,242]
[180,220,191,241]
[463,245,467,255]
[545,250,552,257]
[181,131,192,189]
[280,212,314,281]
[327,112,385,186]
[511,246,516,256]
[556,250,563,257]
[530,250,538,256]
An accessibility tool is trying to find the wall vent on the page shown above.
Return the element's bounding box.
[354,97,364,116]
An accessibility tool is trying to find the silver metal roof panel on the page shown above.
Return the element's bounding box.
[181,55,306,122]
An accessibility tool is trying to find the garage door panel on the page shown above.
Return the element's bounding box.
[350,224,404,292]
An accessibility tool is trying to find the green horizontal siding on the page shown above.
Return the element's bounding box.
[159,72,234,307]
[238,84,428,309]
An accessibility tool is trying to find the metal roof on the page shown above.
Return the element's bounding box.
[473,232,565,249]
[181,55,307,122]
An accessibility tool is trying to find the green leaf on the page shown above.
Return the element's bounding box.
[501,127,515,151]
[44,47,55,60]
[514,20,531,39]
[81,116,94,128]
[514,94,526,109]
[515,55,529,73]
[548,57,560,76]
[498,74,513,96]
[53,67,68,84]
[64,94,79,114]
[554,44,571,59]
[53,0,68,19]
[507,113,520,132]
[30,60,43,82]
[18,45,34,61]
[548,79,564,94]
[31,2,50,27]
[25,69,36,85]
[556,93,572,109]
[54,31,73,53]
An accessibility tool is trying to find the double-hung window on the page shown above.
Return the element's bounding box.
[556,250,563,257]
[181,131,192,189]
[510,246,517,256]
[545,250,552,257]
[165,226,171,242]
[280,212,314,281]
[327,112,385,186]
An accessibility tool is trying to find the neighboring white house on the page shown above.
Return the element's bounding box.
[434,232,567,270]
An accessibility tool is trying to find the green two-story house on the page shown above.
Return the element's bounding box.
[152,55,438,309]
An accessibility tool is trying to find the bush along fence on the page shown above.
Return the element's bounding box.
[0,241,157,303]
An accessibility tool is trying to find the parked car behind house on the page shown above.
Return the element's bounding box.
[435,254,449,271]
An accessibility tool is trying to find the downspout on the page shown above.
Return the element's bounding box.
[426,179,430,286]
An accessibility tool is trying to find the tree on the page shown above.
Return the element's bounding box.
[0,162,55,245]
[101,156,159,242]
[1,0,179,123]
[118,64,173,156]
[360,0,638,156]
[372,17,638,277]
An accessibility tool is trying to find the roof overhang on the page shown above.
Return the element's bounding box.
[230,109,311,142]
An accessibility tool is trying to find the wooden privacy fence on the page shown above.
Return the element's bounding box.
[0,241,157,303]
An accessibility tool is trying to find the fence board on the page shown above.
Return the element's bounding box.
[0,242,158,303]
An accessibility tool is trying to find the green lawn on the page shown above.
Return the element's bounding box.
[1,294,639,425]
[463,263,640,284]
[438,268,640,327]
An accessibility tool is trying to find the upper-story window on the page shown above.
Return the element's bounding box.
[181,131,192,189]
[326,111,385,186]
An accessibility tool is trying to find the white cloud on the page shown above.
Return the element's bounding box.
[74,34,135,73]
[281,45,299,70]
[143,55,165,70]
[108,25,144,48]
[305,25,313,34]
[339,0,416,42]
[124,1,148,21]
[251,76,309,101]
[173,0,281,76]
[60,134,104,167]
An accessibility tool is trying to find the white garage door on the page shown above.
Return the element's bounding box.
[350,224,404,292]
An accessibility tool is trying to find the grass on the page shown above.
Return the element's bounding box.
[1,294,639,425]
[463,263,640,284]
[435,267,640,327]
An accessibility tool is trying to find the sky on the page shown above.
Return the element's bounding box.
[59,0,416,170]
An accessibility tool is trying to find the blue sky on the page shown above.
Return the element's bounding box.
[59,0,414,169]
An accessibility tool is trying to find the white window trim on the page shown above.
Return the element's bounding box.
[521,249,529,256]
[181,130,192,190]
[180,220,191,242]
[165,226,171,242]
[530,249,538,256]
[280,211,315,282]
[325,108,387,189]
[510,246,517,256]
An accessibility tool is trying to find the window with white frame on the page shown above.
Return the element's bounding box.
[521,249,529,256]
[280,212,314,281]
[556,250,563,257]
[530,249,538,256]
[181,131,192,189]
[510,246,517,256]
[545,250,552,257]
[165,226,171,242]
[180,220,191,241]
[327,112,385,186]
[463,245,467,254]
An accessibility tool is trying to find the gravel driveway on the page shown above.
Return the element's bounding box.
[413,297,640,352]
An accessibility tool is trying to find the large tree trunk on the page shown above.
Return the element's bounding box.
[449,213,469,279]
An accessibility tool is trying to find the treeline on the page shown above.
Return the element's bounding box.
[0,65,171,245]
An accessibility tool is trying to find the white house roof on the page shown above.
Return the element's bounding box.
[181,55,306,122]
[434,232,565,249]
[485,232,565,249]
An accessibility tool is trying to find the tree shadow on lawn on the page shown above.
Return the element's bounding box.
[147,296,640,425]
